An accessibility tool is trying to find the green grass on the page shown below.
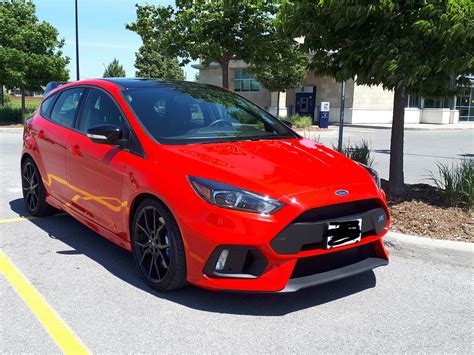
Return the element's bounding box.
[430,158,474,211]
[0,96,40,125]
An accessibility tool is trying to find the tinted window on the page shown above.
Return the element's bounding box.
[50,88,84,127]
[123,83,295,145]
[40,94,56,118]
[78,89,126,132]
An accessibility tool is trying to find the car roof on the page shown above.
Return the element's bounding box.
[100,78,212,90]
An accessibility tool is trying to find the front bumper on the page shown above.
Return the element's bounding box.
[181,197,390,292]
[281,242,388,292]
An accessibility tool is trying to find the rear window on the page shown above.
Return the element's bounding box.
[40,94,56,118]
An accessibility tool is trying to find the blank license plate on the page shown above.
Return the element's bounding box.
[326,219,362,249]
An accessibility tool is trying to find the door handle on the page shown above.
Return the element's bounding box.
[71,144,82,156]
[38,130,45,139]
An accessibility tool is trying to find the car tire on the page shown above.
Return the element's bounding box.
[21,157,57,217]
[131,198,187,291]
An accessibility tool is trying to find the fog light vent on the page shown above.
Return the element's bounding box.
[215,249,229,271]
[204,246,268,278]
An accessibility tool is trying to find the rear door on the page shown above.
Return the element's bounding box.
[65,88,130,233]
[35,88,85,203]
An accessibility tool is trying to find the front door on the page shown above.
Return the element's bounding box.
[66,88,128,233]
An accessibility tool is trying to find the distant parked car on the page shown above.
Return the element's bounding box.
[21,78,390,292]
[44,81,68,96]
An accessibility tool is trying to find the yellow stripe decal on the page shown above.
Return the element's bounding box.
[0,250,89,354]
[43,173,128,213]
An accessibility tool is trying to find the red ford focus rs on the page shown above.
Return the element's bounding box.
[22,78,389,292]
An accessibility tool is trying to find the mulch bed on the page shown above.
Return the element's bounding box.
[382,180,473,242]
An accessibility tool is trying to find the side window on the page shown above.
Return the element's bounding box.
[78,89,126,132]
[39,94,56,118]
[50,88,84,128]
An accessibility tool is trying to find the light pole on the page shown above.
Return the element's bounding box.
[337,80,346,152]
[75,0,80,81]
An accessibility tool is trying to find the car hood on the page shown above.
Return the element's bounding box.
[160,138,379,203]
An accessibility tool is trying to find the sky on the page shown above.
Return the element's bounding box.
[35,0,198,81]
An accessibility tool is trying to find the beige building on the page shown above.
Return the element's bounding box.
[193,60,473,125]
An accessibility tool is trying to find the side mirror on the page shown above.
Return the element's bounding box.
[281,120,293,128]
[87,124,122,145]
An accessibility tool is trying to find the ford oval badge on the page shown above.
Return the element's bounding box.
[335,189,349,196]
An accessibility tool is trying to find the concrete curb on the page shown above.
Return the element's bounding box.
[384,231,473,267]
[0,127,23,133]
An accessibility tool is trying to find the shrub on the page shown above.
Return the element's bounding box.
[430,158,473,211]
[286,115,313,129]
[337,139,374,167]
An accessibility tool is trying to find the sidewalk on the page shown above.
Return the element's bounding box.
[334,122,474,131]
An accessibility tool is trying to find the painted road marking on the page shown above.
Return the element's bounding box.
[0,250,89,354]
[0,216,38,224]
[0,214,66,224]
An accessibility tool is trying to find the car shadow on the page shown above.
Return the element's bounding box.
[9,198,377,316]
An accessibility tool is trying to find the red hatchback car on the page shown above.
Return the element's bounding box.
[22,78,389,292]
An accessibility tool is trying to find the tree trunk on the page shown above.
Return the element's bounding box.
[21,90,26,122]
[0,84,4,107]
[221,60,229,89]
[389,86,406,194]
[276,91,280,118]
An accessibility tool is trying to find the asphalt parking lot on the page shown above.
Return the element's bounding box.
[317,126,474,184]
[1,128,473,353]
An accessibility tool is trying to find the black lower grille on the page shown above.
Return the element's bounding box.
[290,243,376,279]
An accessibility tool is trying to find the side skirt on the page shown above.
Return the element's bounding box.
[46,195,132,251]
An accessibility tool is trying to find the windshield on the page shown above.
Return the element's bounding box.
[122,83,297,145]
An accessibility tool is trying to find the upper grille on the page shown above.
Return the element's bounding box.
[293,199,384,223]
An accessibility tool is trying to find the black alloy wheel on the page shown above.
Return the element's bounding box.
[21,157,56,216]
[132,199,186,291]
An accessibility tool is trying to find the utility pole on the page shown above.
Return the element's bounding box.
[75,0,80,81]
[337,81,346,152]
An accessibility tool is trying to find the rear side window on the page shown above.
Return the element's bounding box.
[50,88,84,128]
[39,94,56,118]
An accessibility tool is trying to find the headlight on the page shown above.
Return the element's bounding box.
[188,176,284,215]
[358,163,381,189]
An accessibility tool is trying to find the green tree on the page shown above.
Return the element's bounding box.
[133,42,184,80]
[281,0,474,193]
[103,58,126,78]
[0,1,69,116]
[248,41,308,117]
[127,1,283,89]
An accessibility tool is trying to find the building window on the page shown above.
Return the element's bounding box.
[406,94,421,108]
[423,97,452,109]
[456,77,474,122]
[234,69,260,92]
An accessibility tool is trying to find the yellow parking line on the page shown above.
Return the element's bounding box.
[0,214,67,224]
[0,250,89,354]
[0,216,38,224]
